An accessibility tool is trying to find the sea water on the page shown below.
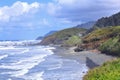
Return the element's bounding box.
[0,40,88,80]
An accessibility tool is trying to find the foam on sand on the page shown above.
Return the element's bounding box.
[47,60,63,70]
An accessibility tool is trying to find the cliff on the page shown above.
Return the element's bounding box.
[94,12,120,28]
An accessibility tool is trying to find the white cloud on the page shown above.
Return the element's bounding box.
[47,2,60,15]
[47,0,120,22]
[57,0,91,8]
[0,1,41,22]
[57,0,76,6]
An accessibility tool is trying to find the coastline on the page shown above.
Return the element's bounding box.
[52,46,116,69]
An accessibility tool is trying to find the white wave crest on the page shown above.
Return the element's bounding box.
[0,46,15,50]
[0,40,41,46]
[22,71,44,80]
[0,46,55,80]
[0,54,46,77]
[0,55,8,60]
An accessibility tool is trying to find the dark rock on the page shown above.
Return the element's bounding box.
[86,57,99,69]
[74,47,83,52]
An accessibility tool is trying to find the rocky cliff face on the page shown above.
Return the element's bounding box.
[86,12,120,34]
[94,12,120,28]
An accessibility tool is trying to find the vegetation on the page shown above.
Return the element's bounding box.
[99,37,120,56]
[84,26,120,43]
[39,11,120,80]
[40,27,86,45]
[83,12,120,80]
[82,26,120,49]
[83,26,120,56]
[83,58,120,80]
[63,35,82,47]
[83,26,120,80]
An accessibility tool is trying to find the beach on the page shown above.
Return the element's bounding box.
[0,41,89,80]
[53,46,116,69]
[0,40,117,80]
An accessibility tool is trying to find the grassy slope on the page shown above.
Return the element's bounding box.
[84,26,120,42]
[83,58,120,80]
[40,28,86,46]
[83,26,120,80]
[82,26,120,49]
[63,35,82,47]
[99,37,120,56]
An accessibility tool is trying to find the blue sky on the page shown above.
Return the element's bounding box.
[0,0,120,40]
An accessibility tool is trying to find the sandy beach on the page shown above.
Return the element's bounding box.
[53,46,116,69]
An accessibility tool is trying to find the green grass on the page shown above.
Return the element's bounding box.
[83,26,120,80]
[83,58,120,80]
[54,28,86,41]
[82,26,120,53]
[63,35,82,46]
[83,26,120,43]
[99,37,120,56]
[40,27,86,45]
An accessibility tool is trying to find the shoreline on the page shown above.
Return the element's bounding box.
[52,46,116,69]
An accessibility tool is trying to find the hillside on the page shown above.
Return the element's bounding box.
[81,26,120,56]
[44,31,57,37]
[40,27,86,46]
[86,12,120,33]
[76,21,96,29]
[82,12,120,80]
[94,12,120,28]
[36,31,57,40]
[36,36,44,40]
[84,58,120,80]
[83,27,120,80]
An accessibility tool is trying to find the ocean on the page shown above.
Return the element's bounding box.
[0,40,88,80]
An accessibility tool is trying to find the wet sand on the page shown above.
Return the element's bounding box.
[53,46,116,69]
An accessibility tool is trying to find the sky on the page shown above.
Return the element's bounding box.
[0,0,120,40]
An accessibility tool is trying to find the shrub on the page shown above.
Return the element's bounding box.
[99,37,120,56]
[83,58,120,80]
[63,35,81,47]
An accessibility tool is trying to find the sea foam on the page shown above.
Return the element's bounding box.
[0,45,55,80]
[0,54,47,77]
[0,55,8,60]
